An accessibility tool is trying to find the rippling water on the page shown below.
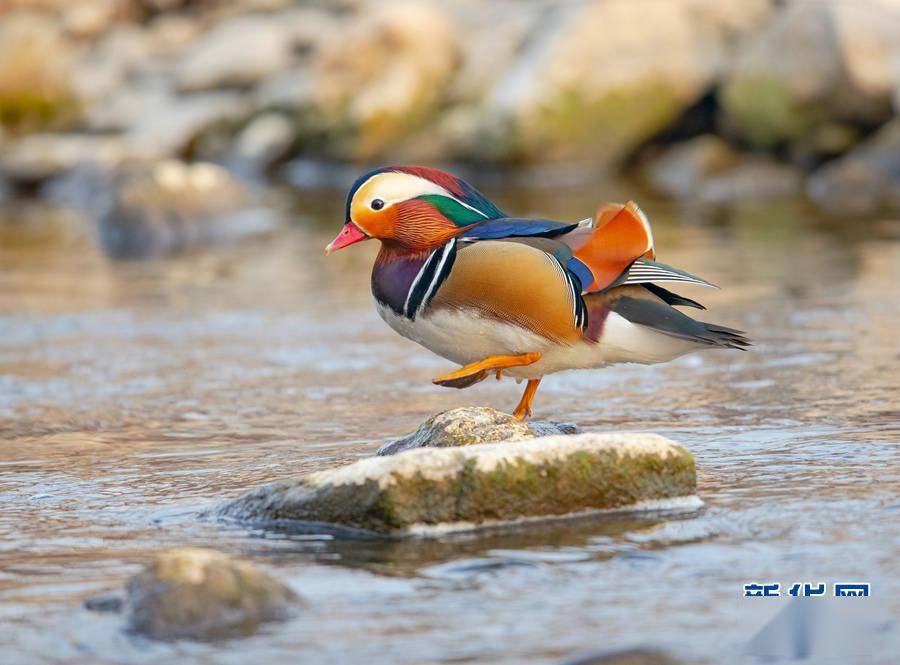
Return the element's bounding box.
[1,185,898,664]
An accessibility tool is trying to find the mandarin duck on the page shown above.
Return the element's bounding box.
[326,166,749,420]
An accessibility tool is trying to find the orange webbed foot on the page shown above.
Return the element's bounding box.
[433,353,541,390]
[513,379,542,420]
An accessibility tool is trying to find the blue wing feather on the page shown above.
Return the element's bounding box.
[567,258,594,292]
[462,218,579,240]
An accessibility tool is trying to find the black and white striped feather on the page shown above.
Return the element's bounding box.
[622,258,718,289]
[403,238,458,320]
[550,256,589,331]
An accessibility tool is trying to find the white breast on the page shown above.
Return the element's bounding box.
[376,303,705,380]
[376,302,551,367]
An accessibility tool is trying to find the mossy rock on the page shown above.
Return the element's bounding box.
[376,406,578,455]
[0,15,81,134]
[218,433,699,537]
[522,79,684,164]
[472,78,686,165]
[126,548,300,641]
[720,74,825,149]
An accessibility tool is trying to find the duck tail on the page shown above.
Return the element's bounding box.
[610,294,752,350]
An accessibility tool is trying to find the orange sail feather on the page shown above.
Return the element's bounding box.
[569,201,655,292]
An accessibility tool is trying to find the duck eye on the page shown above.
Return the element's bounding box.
[371,198,384,211]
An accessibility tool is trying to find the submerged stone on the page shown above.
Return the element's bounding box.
[219,433,699,537]
[376,406,578,455]
[84,593,124,613]
[125,547,299,641]
[563,647,686,665]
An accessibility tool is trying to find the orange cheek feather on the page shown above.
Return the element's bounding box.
[352,205,397,239]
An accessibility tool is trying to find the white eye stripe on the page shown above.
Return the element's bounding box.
[355,172,488,219]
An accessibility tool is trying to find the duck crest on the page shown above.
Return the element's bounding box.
[372,239,458,319]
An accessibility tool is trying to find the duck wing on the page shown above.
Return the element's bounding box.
[428,240,585,343]
[463,204,714,294]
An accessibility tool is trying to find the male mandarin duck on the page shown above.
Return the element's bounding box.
[326,166,749,420]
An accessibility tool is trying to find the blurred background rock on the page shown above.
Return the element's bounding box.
[1,0,900,256]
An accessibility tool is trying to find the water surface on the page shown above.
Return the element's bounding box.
[1,187,898,664]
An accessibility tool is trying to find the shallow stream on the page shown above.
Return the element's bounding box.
[1,186,897,663]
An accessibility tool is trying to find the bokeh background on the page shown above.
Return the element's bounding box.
[1,0,900,254]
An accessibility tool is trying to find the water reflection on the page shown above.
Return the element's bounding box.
[231,510,691,578]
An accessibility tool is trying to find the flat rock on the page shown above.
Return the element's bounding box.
[376,406,579,456]
[218,432,699,537]
[125,547,299,641]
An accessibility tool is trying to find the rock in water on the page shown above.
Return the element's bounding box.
[807,117,900,215]
[99,160,278,258]
[218,433,699,537]
[376,406,578,455]
[126,548,299,641]
[642,134,800,204]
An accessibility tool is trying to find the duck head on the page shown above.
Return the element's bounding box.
[325,166,504,255]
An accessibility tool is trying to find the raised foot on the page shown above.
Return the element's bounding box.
[433,352,541,389]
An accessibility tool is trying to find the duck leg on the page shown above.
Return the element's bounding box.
[432,352,541,389]
[513,379,541,420]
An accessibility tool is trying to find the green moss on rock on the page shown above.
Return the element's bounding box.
[0,15,81,134]
[0,92,80,134]
[721,74,824,148]
[218,433,699,537]
[520,79,684,164]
